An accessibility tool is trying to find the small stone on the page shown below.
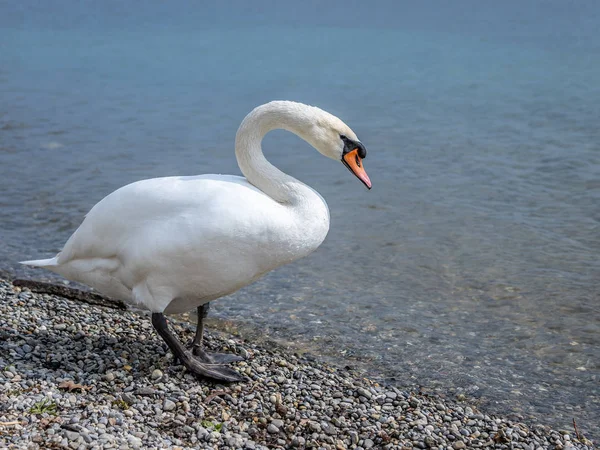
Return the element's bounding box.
[309,421,321,432]
[291,436,306,447]
[271,419,284,429]
[364,439,374,449]
[267,424,279,434]
[54,323,67,331]
[424,436,436,447]
[136,387,156,396]
[151,369,163,380]
[385,391,397,400]
[163,399,176,411]
[104,372,115,382]
[453,441,466,449]
[127,434,143,448]
[357,387,372,399]
[65,430,80,441]
[122,393,135,405]
[227,436,244,447]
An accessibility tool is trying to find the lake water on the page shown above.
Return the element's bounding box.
[1,0,599,437]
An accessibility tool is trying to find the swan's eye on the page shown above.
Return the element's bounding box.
[355,154,361,167]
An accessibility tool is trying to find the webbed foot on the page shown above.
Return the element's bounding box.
[184,350,245,382]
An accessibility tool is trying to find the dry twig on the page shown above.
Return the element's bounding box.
[572,418,581,441]
[12,279,126,310]
[0,421,21,426]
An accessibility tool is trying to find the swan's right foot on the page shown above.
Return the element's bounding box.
[184,350,245,382]
[151,312,245,383]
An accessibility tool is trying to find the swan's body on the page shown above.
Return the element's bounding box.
[31,174,329,314]
[23,101,371,381]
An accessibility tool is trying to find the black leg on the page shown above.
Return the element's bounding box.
[191,303,210,348]
[190,303,244,364]
[151,312,244,382]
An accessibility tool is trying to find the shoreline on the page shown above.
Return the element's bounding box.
[5,269,598,438]
[0,278,594,449]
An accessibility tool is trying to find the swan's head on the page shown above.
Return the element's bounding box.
[303,106,372,190]
[240,101,372,189]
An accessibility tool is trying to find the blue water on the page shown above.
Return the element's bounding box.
[1,1,599,437]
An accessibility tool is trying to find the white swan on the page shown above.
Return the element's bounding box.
[22,101,371,381]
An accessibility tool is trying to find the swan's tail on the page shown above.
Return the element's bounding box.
[20,256,59,268]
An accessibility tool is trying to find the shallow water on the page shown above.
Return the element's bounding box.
[1,0,599,437]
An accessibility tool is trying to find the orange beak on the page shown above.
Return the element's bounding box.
[342,148,372,189]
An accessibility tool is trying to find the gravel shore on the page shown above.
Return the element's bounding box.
[0,278,595,449]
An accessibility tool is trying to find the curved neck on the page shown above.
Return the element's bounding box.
[235,102,319,204]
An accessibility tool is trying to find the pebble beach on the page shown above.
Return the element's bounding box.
[0,278,595,450]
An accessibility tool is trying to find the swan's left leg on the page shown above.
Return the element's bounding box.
[190,302,210,348]
[190,303,244,364]
[151,312,244,382]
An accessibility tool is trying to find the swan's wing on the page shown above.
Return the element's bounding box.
[57,175,268,265]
